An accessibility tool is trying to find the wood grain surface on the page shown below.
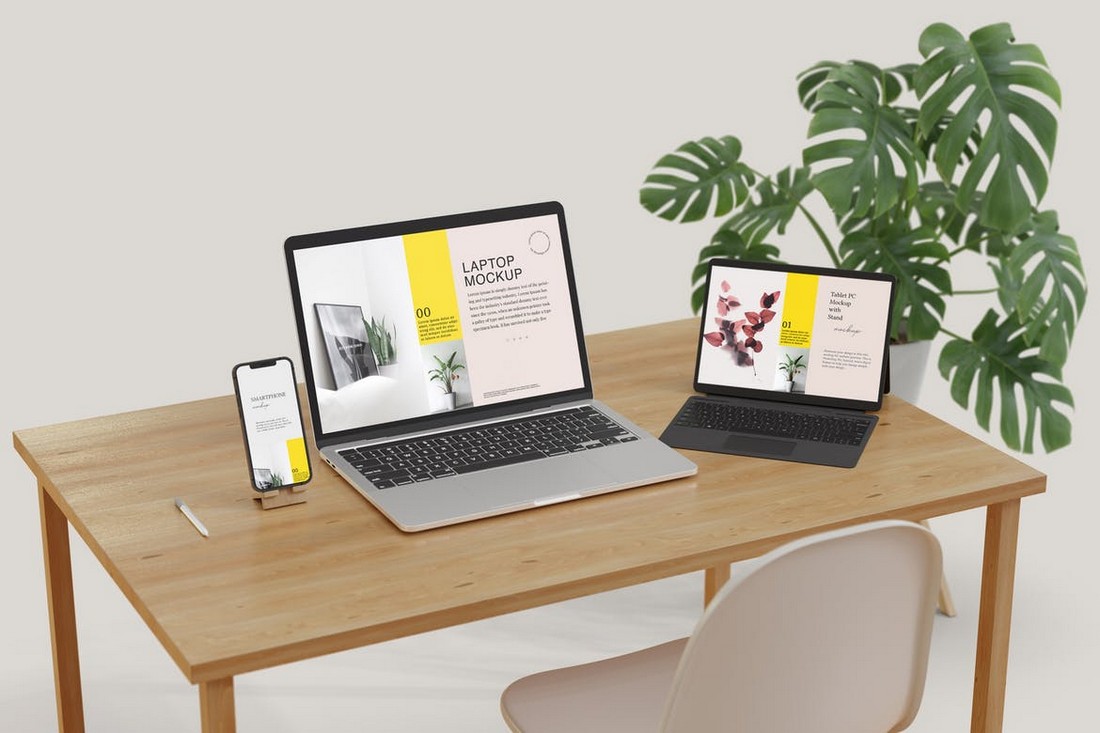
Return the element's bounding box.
[14,318,1045,685]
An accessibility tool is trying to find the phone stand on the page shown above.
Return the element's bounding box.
[255,485,308,510]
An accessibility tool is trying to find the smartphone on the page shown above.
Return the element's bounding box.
[232,357,312,492]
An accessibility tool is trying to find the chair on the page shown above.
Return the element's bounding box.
[500,520,942,733]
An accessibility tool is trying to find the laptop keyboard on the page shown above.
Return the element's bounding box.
[673,398,871,446]
[337,405,638,489]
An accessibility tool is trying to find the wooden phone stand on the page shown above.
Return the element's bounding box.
[254,485,308,510]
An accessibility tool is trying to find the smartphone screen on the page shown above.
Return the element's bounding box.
[232,357,312,491]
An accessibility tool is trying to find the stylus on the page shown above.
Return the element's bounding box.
[174,497,210,538]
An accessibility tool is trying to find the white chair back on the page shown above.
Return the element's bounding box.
[661,520,942,733]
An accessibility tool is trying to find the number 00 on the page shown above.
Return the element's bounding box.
[416,307,432,319]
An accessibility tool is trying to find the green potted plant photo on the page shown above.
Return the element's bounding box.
[428,350,465,410]
[777,353,807,393]
[364,315,398,371]
[639,22,1086,453]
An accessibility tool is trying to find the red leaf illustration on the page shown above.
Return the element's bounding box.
[759,309,776,323]
[716,297,729,316]
[760,291,781,309]
[745,311,761,324]
[704,331,725,347]
[721,280,731,292]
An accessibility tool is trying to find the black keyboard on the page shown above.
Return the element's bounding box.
[337,405,638,489]
[673,398,871,446]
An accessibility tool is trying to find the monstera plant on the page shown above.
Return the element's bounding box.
[639,22,1086,453]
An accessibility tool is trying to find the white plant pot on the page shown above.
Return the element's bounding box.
[888,340,932,405]
[443,393,457,410]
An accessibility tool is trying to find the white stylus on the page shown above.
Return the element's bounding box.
[174,497,210,538]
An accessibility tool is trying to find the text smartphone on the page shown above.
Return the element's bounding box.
[232,357,312,491]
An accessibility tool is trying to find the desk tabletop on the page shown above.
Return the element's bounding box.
[14,318,1045,684]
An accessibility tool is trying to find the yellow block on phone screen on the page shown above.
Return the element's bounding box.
[287,437,310,483]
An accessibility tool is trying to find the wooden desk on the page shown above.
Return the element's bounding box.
[14,319,1045,732]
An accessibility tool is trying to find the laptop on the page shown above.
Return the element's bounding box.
[660,258,896,468]
[284,201,697,531]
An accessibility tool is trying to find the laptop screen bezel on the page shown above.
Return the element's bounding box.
[284,201,595,448]
[692,258,897,412]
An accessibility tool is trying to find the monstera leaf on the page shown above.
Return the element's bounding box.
[914,182,1012,257]
[838,225,950,341]
[803,62,925,220]
[939,310,1073,452]
[797,60,914,112]
[718,167,815,246]
[915,23,1061,233]
[1000,211,1086,365]
[640,136,756,222]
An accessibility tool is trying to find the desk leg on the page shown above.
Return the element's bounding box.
[704,564,730,607]
[199,677,236,733]
[39,484,85,733]
[971,498,1021,733]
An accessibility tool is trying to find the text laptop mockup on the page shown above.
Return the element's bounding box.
[660,259,896,469]
[285,201,697,531]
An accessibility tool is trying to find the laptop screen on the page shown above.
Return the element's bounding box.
[285,202,591,442]
[695,259,896,411]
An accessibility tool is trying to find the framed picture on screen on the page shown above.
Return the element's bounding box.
[314,303,377,389]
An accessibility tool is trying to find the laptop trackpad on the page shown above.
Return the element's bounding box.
[724,434,796,456]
